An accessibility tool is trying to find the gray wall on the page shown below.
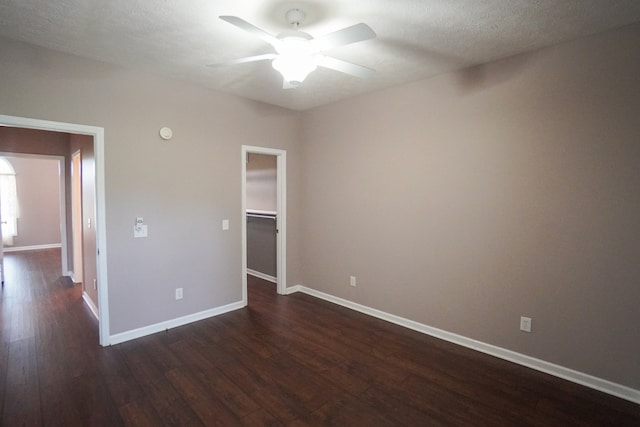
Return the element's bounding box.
[4,156,61,248]
[246,153,277,212]
[300,23,640,389]
[0,36,302,336]
[246,216,277,278]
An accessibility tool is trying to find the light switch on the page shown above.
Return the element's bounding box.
[134,224,148,238]
[134,217,148,238]
[222,219,229,230]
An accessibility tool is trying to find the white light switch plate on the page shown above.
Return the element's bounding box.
[222,219,229,230]
[134,224,148,238]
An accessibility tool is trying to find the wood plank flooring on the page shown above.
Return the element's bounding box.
[1,249,639,426]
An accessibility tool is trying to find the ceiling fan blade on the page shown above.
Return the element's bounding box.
[317,56,375,79]
[219,16,282,48]
[208,53,277,67]
[312,23,376,51]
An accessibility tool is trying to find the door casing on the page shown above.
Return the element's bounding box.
[0,114,110,346]
[71,150,83,283]
[241,145,286,301]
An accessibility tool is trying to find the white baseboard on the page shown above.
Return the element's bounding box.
[293,285,640,405]
[283,284,302,295]
[109,300,246,345]
[82,292,99,321]
[247,269,277,283]
[4,243,62,252]
[69,271,81,284]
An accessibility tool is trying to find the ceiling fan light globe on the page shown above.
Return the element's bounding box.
[272,55,317,86]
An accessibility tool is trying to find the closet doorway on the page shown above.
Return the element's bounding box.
[241,146,286,303]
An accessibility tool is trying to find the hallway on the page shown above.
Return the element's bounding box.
[0,249,116,425]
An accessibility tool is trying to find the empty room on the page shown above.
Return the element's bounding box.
[1,1,639,425]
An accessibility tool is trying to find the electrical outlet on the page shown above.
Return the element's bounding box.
[175,288,183,300]
[520,316,532,333]
[350,276,357,287]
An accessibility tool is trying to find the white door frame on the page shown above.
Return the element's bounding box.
[0,114,110,346]
[0,152,67,275]
[241,145,286,302]
[70,150,83,283]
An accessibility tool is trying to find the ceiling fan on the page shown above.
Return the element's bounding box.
[216,9,376,89]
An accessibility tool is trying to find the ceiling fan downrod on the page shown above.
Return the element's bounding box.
[285,8,305,29]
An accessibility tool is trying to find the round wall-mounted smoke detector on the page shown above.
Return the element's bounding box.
[159,127,173,140]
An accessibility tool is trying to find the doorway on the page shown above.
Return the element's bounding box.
[0,154,66,264]
[241,146,286,303]
[0,114,110,346]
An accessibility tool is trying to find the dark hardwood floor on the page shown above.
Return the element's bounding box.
[1,249,638,426]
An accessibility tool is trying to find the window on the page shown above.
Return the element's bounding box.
[0,157,19,245]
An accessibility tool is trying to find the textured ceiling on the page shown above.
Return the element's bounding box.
[1,0,640,111]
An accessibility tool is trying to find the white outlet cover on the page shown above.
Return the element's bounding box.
[520,316,532,332]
